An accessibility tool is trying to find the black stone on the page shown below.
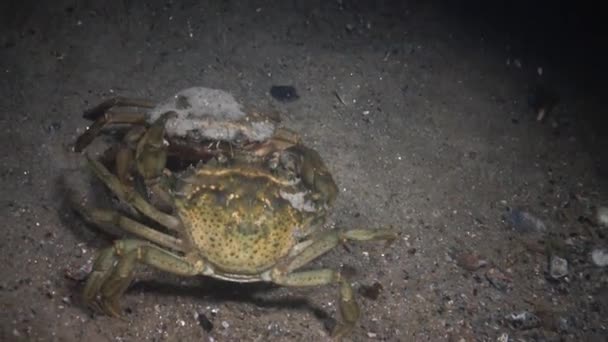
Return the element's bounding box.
[198,312,214,332]
[270,85,299,102]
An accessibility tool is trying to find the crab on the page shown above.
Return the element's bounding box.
[74,87,290,189]
[72,88,397,338]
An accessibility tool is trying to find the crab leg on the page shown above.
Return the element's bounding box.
[86,154,182,233]
[72,203,184,252]
[95,126,147,185]
[282,228,396,273]
[135,112,174,180]
[82,246,117,313]
[84,239,205,316]
[269,228,397,339]
[285,145,339,205]
[75,111,148,152]
[271,268,358,339]
[115,126,147,185]
[134,111,178,208]
[82,97,155,120]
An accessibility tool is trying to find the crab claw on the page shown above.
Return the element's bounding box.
[282,145,338,206]
[136,111,178,181]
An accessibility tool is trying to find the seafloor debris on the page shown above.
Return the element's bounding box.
[528,84,559,122]
[505,208,547,234]
[485,267,512,292]
[449,248,489,271]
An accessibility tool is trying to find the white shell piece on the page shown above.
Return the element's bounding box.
[279,189,318,213]
[147,87,276,142]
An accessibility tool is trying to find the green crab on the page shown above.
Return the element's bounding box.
[72,88,396,338]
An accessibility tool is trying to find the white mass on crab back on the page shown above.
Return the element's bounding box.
[147,87,276,143]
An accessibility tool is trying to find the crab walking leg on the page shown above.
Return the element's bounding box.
[82,246,117,312]
[135,111,174,180]
[86,154,182,232]
[75,111,148,152]
[82,97,155,120]
[115,126,147,184]
[135,111,177,207]
[85,239,205,317]
[271,268,359,339]
[72,203,185,252]
[269,228,397,338]
[284,228,397,273]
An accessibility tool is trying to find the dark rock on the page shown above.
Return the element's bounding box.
[359,282,383,300]
[198,312,214,333]
[270,85,299,102]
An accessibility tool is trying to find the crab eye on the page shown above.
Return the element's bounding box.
[279,150,299,173]
[266,152,280,170]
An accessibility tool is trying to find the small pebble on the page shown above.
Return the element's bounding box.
[64,257,94,281]
[558,316,572,333]
[506,311,541,330]
[549,255,568,279]
[267,322,282,335]
[596,207,608,227]
[221,321,230,329]
[450,249,488,271]
[46,121,61,133]
[513,59,522,68]
[591,248,608,267]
